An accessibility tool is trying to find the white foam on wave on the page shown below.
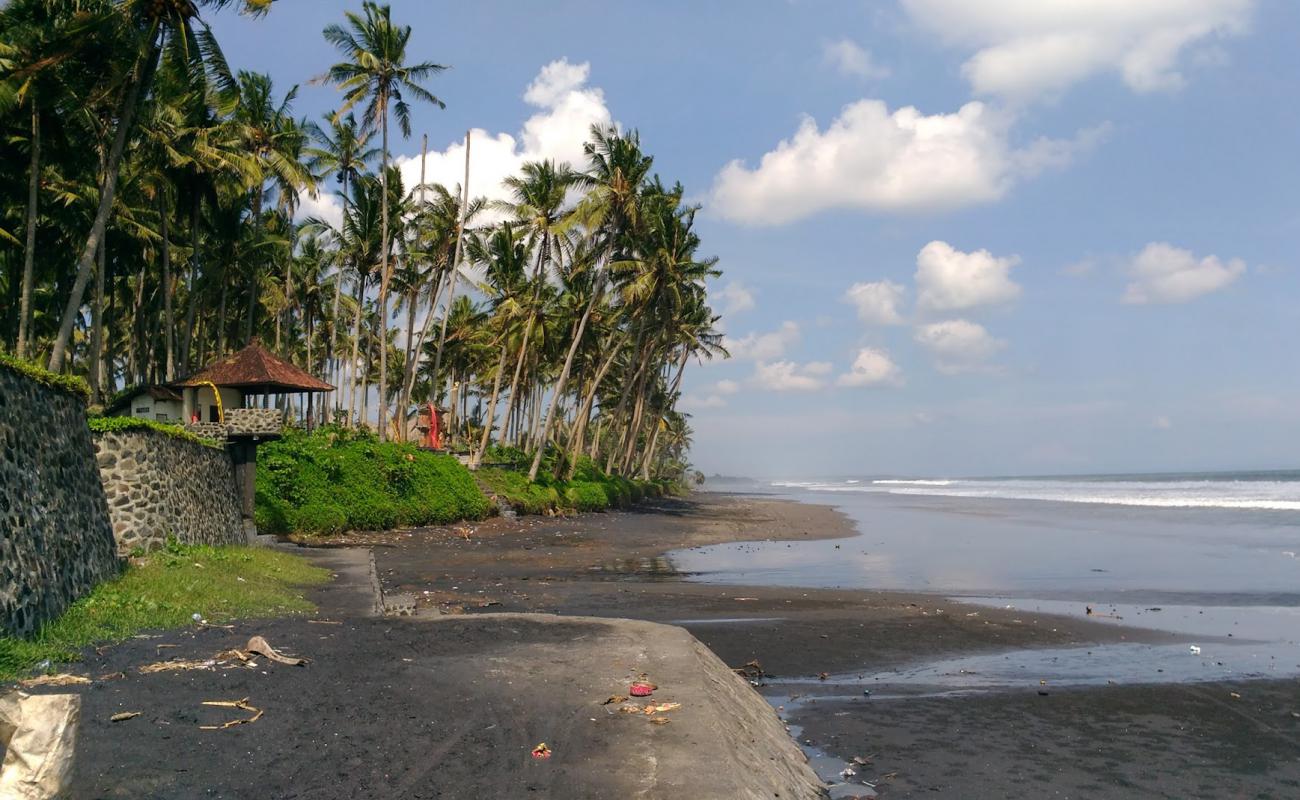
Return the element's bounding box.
[782,477,1300,512]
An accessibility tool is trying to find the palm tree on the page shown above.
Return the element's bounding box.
[48,0,273,372]
[320,1,447,441]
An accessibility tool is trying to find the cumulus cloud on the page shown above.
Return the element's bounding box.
[296,188,343,230]
[386,59,613,218]
[717,281,756,316]
[915,240,1021,312]
[679,393,728,410]
[713,379,740,395]
[752,360,832,392]
[837,348,904,387]
[901,0,1254,100]
[710,100,1099,225]
[1122,242,1245,304]
[844,280,906,325]
[914,319,1005,373]
[724,321,800,361]
[822,39,891,79]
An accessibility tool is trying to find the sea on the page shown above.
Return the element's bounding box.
[673,470,1300,688]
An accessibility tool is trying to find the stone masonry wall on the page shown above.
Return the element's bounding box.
[94,431,244,554]
[0,365,120,638]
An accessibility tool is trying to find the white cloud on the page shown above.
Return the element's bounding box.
[844,280,906,325]
[296,188,343,230]
[724,321,800,361]
[914,319,1005,373]
[680,393,727,410]
[710,100,1098,225]
[388,59,613,217]
[837,348,904,387]
[1153,415,1173,430]
[1122,242,1245,304]
[713,379,740,395]
[901,0,1253,100]
[915,240,1021,311]
[752,360,832,392]
[822,39,891,79]
[717,281,756,316]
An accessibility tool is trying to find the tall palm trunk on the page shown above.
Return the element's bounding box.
[376,100,391,441]
[89,239,106,402]
[49,38,159,373]
[16,105,39,360]
[180,193,201,373]
[566,331,622,479]
[472,336,511,467]
[348,273,365,426]
[160,194,175,381]
[329,268,342,419]
[430,130,471,396]
[498,234,549,445]
[528,279,602,481]
[639,347,689,478]
[243,190,264,344]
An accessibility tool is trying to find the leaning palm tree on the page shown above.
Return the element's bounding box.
[48,0,273,372]
[319,1,447,441]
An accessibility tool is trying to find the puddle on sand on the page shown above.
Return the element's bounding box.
[586,556,678,581]
[669,617,787,625]
[780,716,878,799]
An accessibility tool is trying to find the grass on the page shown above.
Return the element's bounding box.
[0,541,331,682]
[87,414,224,449]
[0,350,91,402]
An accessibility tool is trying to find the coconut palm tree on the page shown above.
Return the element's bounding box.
[320,1,446,441]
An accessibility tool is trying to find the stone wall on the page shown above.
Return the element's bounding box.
[0,364,120,638]
[224,407,282,437]
[94,431,245,554]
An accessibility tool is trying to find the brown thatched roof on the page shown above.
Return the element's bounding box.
[174,341,333,393]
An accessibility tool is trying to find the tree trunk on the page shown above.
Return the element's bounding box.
[640,348,689,478]
[431,129,471,398]
[89,239,106,403]
[180,192,201,373]
[376,102,391,442]
[49,39,159,372]
[243,190,263,344]
[16,105,40,360]
[472,336,511,467]
[528,279,602,481]
[566,331,622,479]
[160,194,175,381]
[348,272,364,427]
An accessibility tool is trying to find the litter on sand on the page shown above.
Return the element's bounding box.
[629,681,656,697]
[17,674,91,688]
[650,717,671,725]
[1189,645,1202,655]
[245,636,308,666]
[601,695,628,705]
[531,743,552,759]
[198,698,262,730]
[109,711,140,723]
[0,691,80,799]
[732,660,767,680]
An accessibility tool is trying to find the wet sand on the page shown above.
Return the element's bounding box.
[349,492,1300,799]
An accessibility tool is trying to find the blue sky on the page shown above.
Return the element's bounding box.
[211,1,1300,478]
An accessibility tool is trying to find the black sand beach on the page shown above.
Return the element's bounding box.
[44,493,1300,798]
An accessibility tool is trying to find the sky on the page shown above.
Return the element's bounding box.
[209,0,1300,478]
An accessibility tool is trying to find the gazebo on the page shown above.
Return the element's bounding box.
[172,341,334,538]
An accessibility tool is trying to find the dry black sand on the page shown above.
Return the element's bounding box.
[28,493,1300,798]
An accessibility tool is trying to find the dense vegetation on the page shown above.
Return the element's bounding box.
[477,448,678,515]
[0,0,722,485]
[254,427,492,535]
[0,540,329,681]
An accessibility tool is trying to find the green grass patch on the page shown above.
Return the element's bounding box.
[0,350,91,402]
[0,541,330,682]
[254,427,493,535]
[87,414,223,449]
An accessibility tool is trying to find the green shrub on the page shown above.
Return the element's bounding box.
[253,431,492,535]
[292,503,348,535]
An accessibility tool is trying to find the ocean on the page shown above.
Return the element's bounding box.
[674,470,1300,685]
